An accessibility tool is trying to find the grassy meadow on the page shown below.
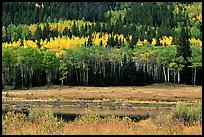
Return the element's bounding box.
[2,84,202,135]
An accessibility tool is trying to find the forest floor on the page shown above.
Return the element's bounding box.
[2,84,202,104]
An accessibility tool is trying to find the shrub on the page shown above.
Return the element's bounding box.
[28,108,64,134]
[2,110,28,135]
[2,108,64,135]
[172,102,202,125]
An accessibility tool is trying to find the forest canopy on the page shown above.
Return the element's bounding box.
[2,2,202,88]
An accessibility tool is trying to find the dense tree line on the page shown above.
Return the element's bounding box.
[2,2,202,41]
[2,42,202,88]
[2,2,202,88]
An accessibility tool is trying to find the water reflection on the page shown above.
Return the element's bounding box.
[2,101,174,122]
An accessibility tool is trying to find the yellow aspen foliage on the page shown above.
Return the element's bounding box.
[57,22,65,33]
[189,38,202,47]
[197,14,202,22]
[129,35,132,41]
[136,39,143,47]
[93,33,101,46]
[102,33,109,47]
[151,38,157,46]
[166,36,172,45]
[40,39,48,47]
[35,3,40,8]
[2,41,21,47]
[143,39,149,44]
[174,7,179,13]
[118,34,124,42]
[39,23,44,30]
[29,24,37,36]
[159,37,165,46]
[44,36,87,52]
[23,40,38,48]
[49,23,57,31]
[159,36,172,46]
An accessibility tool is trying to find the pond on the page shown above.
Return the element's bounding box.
[2,101,175,122]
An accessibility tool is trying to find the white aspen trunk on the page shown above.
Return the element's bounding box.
[100,62,102,76]
[46,70,51,86]
[82,62,85,85]
[154,65,157,82]
[177,69,180,84]
[173,70,176,86]
[2,73,4,88]
[87,66,89,85]
[143,62,146,74]
[29,67,33,87]
[75,68,79,85]
[194,68,196,86]
[146,63,149,75]
[118,62,120,77]
[151,64,154,80]
[163,66,167,83]
[113,62,116,75]
[167,68,170,83]
[135,62,137,71]
[103,62,105,79]
[21,67,24,88]
[61,72,64,85]
[8,67,11,85]
[25,68,28,87]
[94,61,97,75]
[81,68,83,85]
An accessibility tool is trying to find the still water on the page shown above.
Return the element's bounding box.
[2,101,175,122]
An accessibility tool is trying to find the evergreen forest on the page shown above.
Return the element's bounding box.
[2,2,202,89]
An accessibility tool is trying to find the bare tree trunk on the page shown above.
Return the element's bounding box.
[2,73,4,88]
[143,62,146,74]
[167,68,170,84]
[193,68,196,86]
[103,62,105,79]
[29,67,33,87]
[8,67,11,85]
[21,67,24,88]
[163,66,167,83]
[87,66,89,85]
[46,71,50,86]
[94,61,97,75]
[177,69,180,84]
[173,70,176,86]
[82,62,86,85]
[61,72,64,85]
[113,62,116,75]
[75,67,79,85]
[80,68,83,85]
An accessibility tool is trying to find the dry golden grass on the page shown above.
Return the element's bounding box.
[2,106,202,135]
[62,118,202,135]
[2,84,202,104]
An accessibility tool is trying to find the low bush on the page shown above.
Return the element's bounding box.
[172,102,202,125]
[2,108,64,135]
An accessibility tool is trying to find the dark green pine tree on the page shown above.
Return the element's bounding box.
[34,24,43,48]
[14,66,22,89]
[175,22,192,84]
[72,21,79,36]
[42,22,50,40]
[87,34,93,46]
[175,26,191,61]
